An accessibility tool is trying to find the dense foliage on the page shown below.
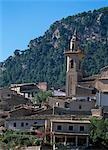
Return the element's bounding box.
[0,7,108,88]
[0,130,41,149]
[90,117,108,148]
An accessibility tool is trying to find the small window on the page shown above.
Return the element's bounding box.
[65,102,69,108]
[34,122,37,124]
[69,126,73,131]
[80,126,84,132]
[21,122,24,127]
[7,94,11,97]
[92,89,96,94]
[79,105,82,109]
[57,125,62,130]
[26,123,28,126]
[13,122,16,127]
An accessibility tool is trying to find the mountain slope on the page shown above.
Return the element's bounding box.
[0,7,108,88]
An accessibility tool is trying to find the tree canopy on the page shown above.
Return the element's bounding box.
[90,117,108,148]
[33,90,52,104]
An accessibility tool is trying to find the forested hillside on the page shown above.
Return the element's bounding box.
[0,7,108,88]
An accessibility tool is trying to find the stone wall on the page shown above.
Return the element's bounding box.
[91,108,103,117]
[48,97,65,108]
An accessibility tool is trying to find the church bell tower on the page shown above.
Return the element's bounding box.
[65,30,84,97]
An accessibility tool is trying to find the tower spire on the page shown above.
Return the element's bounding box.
[70,29,78,51]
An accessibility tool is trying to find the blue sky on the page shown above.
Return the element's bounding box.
[1,0,108,61]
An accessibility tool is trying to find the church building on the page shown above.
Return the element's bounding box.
[47,30,96,112]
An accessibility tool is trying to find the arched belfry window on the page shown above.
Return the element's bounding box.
[70,59,74,68]
[72,43,74,51]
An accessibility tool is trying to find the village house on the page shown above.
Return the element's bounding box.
[0,88,31,111]
[10,82,47,100]
[50,107,103,149]
[5,116,45,133]
[0,88,33,127]
[51,119,90,149]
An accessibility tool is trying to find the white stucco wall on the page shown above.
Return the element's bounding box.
[5,119,45,131]
[96,92,108,106]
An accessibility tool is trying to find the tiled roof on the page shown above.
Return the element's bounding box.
[100,65,108,72]
[82,74,99,81]
[11,83,37,87]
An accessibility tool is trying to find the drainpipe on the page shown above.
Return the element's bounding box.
[99,90,101,107]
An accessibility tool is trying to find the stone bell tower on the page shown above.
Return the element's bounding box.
[65,30,84,97]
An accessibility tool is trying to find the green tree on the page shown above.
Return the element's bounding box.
[1,130,41,148]
[90,117,108,148]
[33,90,52,104]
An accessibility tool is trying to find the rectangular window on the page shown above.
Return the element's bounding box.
[32,92,34,97]
[57,125,62,130]
[80,126,84,132]
[21,122,24,127]
[69,125,73,131]
[79,105,82,109]
[13,122,16,127]
[28,93,30,97]
[26,123,28,126]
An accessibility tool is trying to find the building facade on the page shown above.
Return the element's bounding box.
[51,119,90,149]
